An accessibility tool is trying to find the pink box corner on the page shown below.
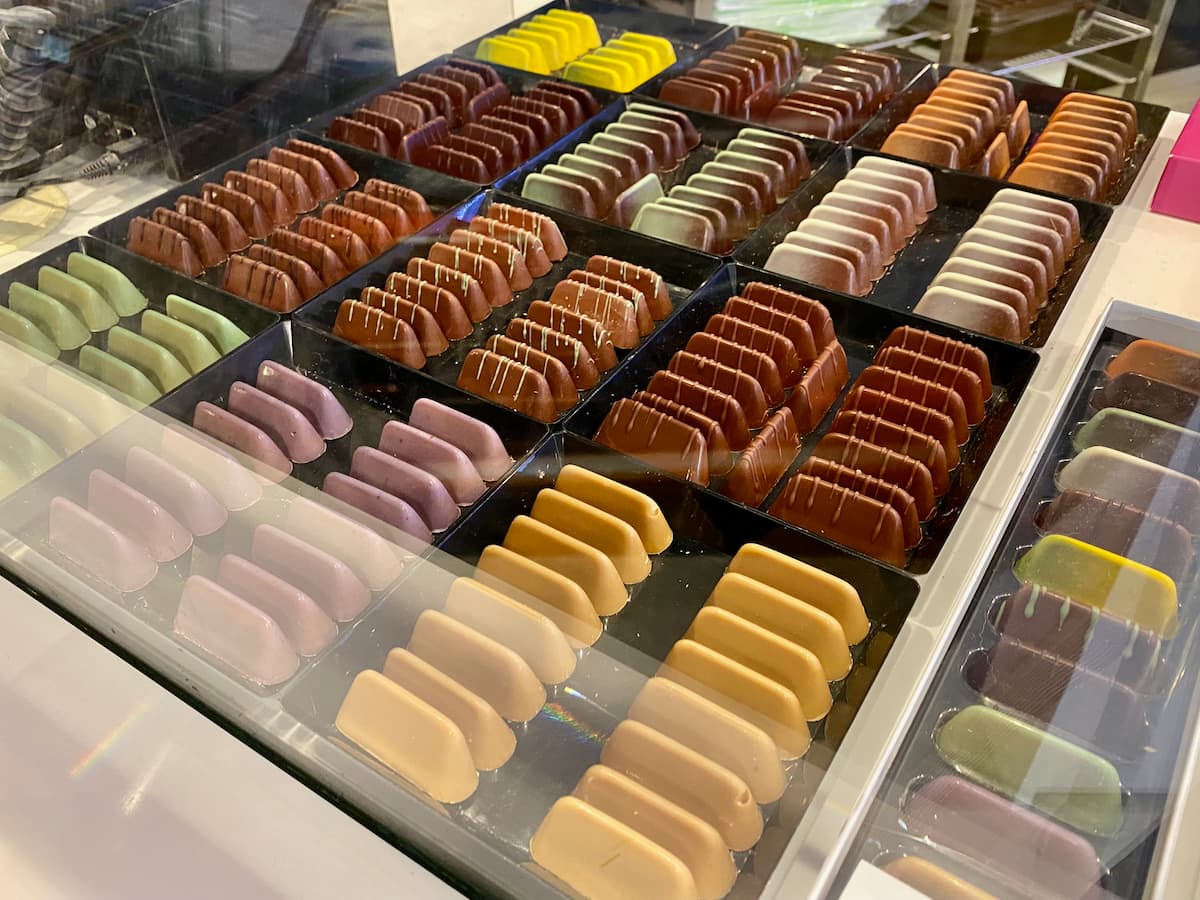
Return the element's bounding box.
[1152,100,1200,222]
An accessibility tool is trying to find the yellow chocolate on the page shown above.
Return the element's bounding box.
[531,487,651,583]
[474,544,602,647]
[503,515,628,616]
[556,464,673,553]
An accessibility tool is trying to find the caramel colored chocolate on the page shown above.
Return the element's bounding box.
[151,207,225,268]
[554,464,673,555]
[485,335,578,411]
[800,456,921,549]
[724,407,800,507]
[645,370,751,451]
[268,229,348,285]
[586,255,672,320]
[685,332,783,407]
[201,182,273,240]
[770,474,907,566]
[467,217,552,277]
[565,270,653,336]
[722,296,817,365]
[882,857,994,900]
[377,275,471,339]
[832,410,951,494]
[221,255,302,313]
[485,203,567,260]
[526,301,617,372]
[742,282,835,350]
[506,318,600,390]
[245,245,324,300]
[549,281,640,349]
[267,146,337,201]
[789,340,849,433]
[449,229,533,291]
[531,488,651,584]
[334,299,426,368]
[297,218,371,269]
[457,348,555,422]
[357,286,450,356]
[856,365,968,442]
[322,204,393,255]
[175,196,251,253]
[503,514,628,617]
[402,259,490,324]
[475,544,602,648]
[844,385,959,467]
[428,243,511,307]
[706,313,801,386]
[596,398,710,485]
[812,432,936,519]
[246,158,316,214]
[127,217,203,277]
[668,351,768,428]
[1106,339,1200,391]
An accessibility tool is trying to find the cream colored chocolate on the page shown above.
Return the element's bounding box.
[443,577,576,684]
[629,677,787,804]
[335,670,477,803]
[914,287,1023,343]
[474,545,602,647]
[530,488,652,583]
[928,273,1030,336]
[854,156,937,212]
[555,466,672,553]
[601,720,763,852]
[503,515,628,616]
[707,573,851,679]
[883,856,996,900]
[530,797,698,900]
[382,648,515,771]
[727,543,868,644]
[991,188,1081,245]
[574,765,736,900]
[407,610,546,723]
[661,639,810,759]
[974,213,1066,276]
[688,607,832,721]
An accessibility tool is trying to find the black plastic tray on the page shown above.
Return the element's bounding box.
[0,235,279,400]
[294,189,723,424]
[453,0,732,90]
[305,54,623,186]
[89,129,483,315]
[735,146,1113,348]
[495,95,841,255]
[565,262,1041,574]
[280,429,921,900]
[837,325,1200,899]
[852,65,1172,206]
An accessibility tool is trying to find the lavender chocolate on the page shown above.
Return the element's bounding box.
[125,447,227,537]
[350,445,459,532]
[49,496,157,592]
[228,382,326,464]
[322,472,434,544]
[408,397,512,483]
[193,401,292,481]
[251,524,370,622]
[87,469,192,563]
[256,362,354,440]
[378,419,487,506]
[217,555,336,657]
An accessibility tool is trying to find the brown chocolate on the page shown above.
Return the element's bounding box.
[789,340,849,433]
[722,296,816,365]
[402,259,490,323]
[880,325,993,397]
[645,370,751,451]
[479,115,539,160]
[564,270,653,335]
[460,123,521,170]
[428,242,511,306]
[874,346,987,425]
[449,229,532,291]
[344,190,412,240]
[525,87,585,129]
[367,93,428,130]
[468,218,552,277]
[526,301,617,372]
[245,245,324,300]
[549,281,640,349]
[724,407,800,507]
[491,104,554,148]
[221,255,303,312]
[505,318,599,390]
[200,182,272,239]
[1106,339,1200,392]
[705,313,801,386]
[421,145,491,183]
[585,256,672,320]
[855,365,969,443]
[397,118,452,165]
[245,158,317,214]
[285,138,358,191]
[595,398,710,485]
[267,147,338,201]
[363,179,434,229]
[533,80,599,118]
[630,390,733,475]
[349,108,406,156]
[297,218,371,269]
[831,410,951,495]
[151,207,225,268]
[268,229,348,285]
[379,274,471,340]
[486,203,568,261]
[485,335,578,411]
[334,299,424,368]
[175,195,250,253]
[843,385,960,468]
[668,350,768,428]
[769,474,907,566]
[458,348,555,422]
[321,204,394,255]
[684,331,783,407]
[1094,371,1200,429]
[801,456,921,548]
[812,432,936,519]
[742,282,835,350]
[224,171,294,227]
[127,217,203,277]
[356,286,449,356]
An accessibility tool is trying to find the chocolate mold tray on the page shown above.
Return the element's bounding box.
[851,66,1172,206]
[494,95,841,254]
[734,146,1112,347]
[453,0,732,89]
[306,54,623,185]
[89,129,482,314]
[834,320,1200,899]
[0,235,279,394]
[294,189,723,424]
[565,262,1040,575]
[0,320,546,695]
[279,430,920,900]
[637,30,929,136]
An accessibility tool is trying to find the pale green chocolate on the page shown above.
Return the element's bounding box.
[0,307,58,360]
[0,413,62,479]
[66,252,148,316]
[1073,407,1200,456]
[37,266,119,331]
[936,705,1125,837]
[78,345,159,406]
[106,326,190,393]
[164,294,249,354]
[42,364,134,434]
[0,384,95,455]
[140,310,220,374]
[9,283,90,350]
[0,457,21,499]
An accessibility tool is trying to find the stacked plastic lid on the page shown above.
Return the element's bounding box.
[842,331,1200,899]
